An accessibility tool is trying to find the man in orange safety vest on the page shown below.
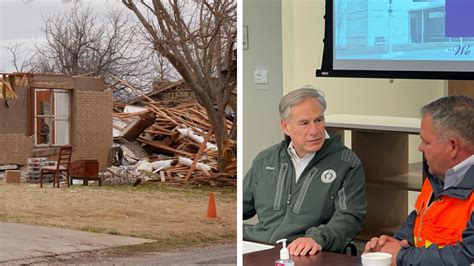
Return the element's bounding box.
[364,95,474,265]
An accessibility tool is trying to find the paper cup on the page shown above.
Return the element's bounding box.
[361,252,392,266]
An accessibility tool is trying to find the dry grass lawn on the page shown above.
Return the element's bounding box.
[0,182,236,251]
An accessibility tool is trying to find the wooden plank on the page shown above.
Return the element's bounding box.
[448,80,474,98]
[109,74,155,103]
[159,171,166,182]
[184,126,214,184]
[137,137,193,156]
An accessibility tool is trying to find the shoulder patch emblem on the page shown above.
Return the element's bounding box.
[341,149,361,167]
[321,169,337,183]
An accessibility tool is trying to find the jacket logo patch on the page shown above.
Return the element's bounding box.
[265,166,275,170]
[321,169,336,183]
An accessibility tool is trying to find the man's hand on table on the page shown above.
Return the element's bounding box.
[288,236,321,256]
[364,235,410,266]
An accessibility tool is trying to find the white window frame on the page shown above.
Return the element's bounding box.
[33,88,71,147]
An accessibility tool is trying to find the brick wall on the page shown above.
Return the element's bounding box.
[72,90,112,170]
[157,86,196,105]
[0,134,33,164]
[0,86,28,134]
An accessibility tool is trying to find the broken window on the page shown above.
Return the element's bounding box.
[34,89,71,146]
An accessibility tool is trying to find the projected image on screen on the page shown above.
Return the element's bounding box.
[333,0,474,72]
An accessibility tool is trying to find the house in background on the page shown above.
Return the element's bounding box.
[0,73,112,170]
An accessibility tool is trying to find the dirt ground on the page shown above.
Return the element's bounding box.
[9,242,237,265]
[0,181,236,252]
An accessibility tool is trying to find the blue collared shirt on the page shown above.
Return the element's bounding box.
[444,155,474,190]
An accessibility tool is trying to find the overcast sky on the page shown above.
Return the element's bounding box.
[0,0,126,72]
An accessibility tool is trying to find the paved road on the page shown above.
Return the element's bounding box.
[0,222,236,265]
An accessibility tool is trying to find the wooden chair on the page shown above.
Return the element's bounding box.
[40,146,73,188]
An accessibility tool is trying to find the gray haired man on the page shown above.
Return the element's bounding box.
[243,86,367,256]
[365,95,474,265]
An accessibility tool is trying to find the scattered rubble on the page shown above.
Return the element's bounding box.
[108,77,236,187]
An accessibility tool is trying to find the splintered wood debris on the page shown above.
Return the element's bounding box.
[109,101,236,187]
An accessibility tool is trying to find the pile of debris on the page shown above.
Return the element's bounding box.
[109,84,236,186]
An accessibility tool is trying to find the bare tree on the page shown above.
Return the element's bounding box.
[5,43,36,72]
[122,0,237,172]
[32,4,169,89]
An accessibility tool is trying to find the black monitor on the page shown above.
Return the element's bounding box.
[316,0,474,80]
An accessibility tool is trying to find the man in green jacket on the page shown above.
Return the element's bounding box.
[243,86,367,256]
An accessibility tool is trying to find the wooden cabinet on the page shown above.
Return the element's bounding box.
[325,114,422,240]
[448,80,474,98]
[69,160,101,186]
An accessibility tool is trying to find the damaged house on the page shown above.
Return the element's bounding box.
[108,77,237,186]
[0,73,112,171]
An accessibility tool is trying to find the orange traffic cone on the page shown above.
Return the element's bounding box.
[207,192,217,219]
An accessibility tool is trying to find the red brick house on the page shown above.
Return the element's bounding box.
[0,73,112,170]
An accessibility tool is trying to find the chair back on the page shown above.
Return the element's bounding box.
[56,145,73,171]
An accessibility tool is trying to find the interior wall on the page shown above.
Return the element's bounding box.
[0,86,28,134]
[286,1,446,114]
[243,0,451,173]
[243,0,284,174]
[283,0,447,164]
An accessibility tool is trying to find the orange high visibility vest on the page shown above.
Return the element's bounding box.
[413,179,474,248]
